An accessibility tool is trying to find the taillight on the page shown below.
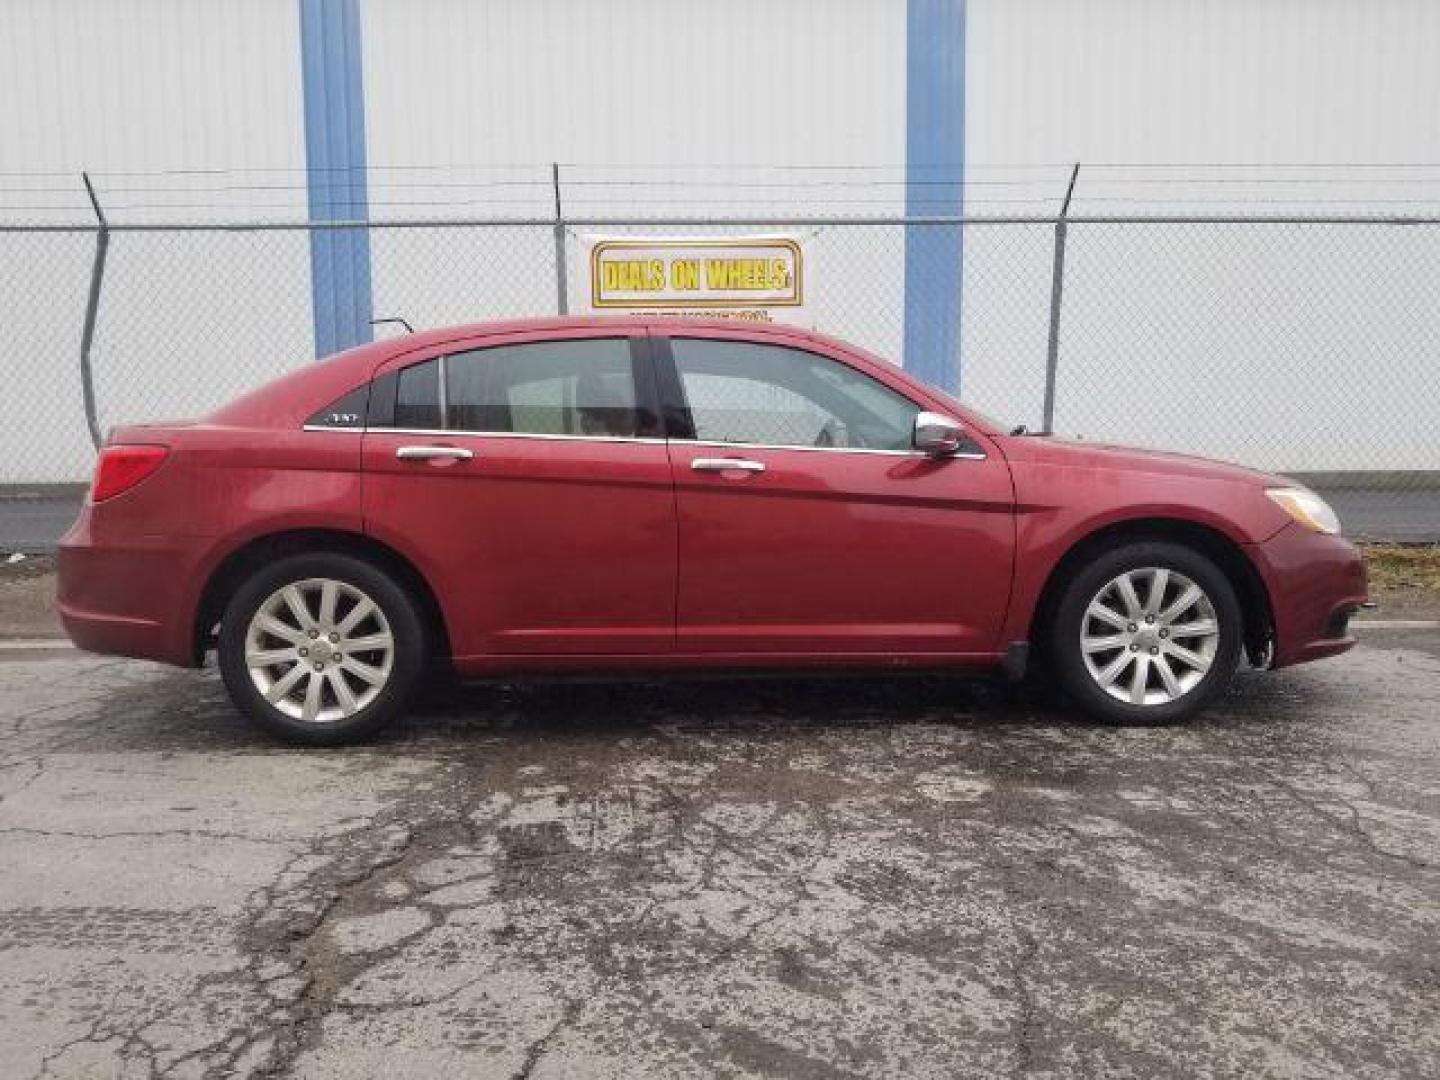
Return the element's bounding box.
[91,444,170,502]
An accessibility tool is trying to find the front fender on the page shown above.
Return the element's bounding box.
[998,461,1288,648]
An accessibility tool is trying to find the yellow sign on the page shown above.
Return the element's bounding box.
[582,236,808,323]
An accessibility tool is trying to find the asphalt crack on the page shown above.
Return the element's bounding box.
[510,998,582,1080]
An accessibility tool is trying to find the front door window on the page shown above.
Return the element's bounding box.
[669,338,918,451]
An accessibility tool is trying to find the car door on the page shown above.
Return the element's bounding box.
[361,328,676,659]
[658,331,1015,657]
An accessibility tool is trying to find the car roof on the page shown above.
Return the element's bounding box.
[366,315,853,355]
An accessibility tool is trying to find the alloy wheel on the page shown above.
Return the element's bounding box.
[243,578,394,724]
[1080,566,1220,707]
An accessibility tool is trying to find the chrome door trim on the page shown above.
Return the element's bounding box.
[395,445,475,461]
[685,438,987,461]
[691,457,766,473]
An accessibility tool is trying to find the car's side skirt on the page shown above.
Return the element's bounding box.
[449,650,1008,679]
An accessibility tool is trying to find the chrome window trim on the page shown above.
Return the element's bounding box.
[301,424,985,459]
[303,424,669,446]
[683,438,985,461]
[436,353,448,425]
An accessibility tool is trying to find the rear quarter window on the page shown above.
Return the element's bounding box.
[305,386,369,429]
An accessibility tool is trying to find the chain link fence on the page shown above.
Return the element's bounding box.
[2,208,1437,538]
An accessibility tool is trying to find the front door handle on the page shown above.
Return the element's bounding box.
[396,445,474,461]
[691,457,765,474]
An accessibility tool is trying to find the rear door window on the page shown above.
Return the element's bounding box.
[393,358,441,429]
[444,338,654,438]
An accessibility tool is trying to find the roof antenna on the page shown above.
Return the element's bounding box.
[370,316,415,334]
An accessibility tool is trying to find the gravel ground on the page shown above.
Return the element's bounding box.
[0,555,58,639]
[0,623,1437,1078]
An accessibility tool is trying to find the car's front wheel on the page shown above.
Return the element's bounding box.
[1050,540,1243,724]
[218,553,425,745]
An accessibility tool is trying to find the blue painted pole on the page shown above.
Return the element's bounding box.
[904,0,967,393]
[299,0,373,358]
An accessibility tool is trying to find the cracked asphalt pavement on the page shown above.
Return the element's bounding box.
[1,630,1437,1078]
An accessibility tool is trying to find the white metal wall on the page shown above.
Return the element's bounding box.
[0,0,305,183]
[358,0,908,346]
[961,0,1440,469]
[967,0,1440,167]
[0,0,310,484]
[3,0,1439,482]
[363,0,904,180]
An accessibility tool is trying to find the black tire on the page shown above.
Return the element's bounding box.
[218,553,426,746]
[1049,540,1243,725]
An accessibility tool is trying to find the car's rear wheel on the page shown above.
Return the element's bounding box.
[218,553,425,745]
[1050,540,1243,724]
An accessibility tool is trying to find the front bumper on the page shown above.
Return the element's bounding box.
[1248,523,1369,669]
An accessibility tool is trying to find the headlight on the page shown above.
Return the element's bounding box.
[1266,488,1342,535]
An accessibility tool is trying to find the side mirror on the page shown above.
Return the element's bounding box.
[913,411,966,456]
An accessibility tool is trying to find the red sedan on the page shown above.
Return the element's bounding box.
[58,318,1367,744]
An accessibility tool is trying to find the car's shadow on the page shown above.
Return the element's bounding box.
[63,660,1314,756]
[400,670,1050,740]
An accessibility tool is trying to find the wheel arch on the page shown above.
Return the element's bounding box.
[191,528,453,666]
[1028,517,1275,668]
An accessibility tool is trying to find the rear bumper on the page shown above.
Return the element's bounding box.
[1248,523,1369,669]
[57,509,205,667]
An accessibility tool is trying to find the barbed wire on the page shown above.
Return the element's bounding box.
[12,161,1440,223]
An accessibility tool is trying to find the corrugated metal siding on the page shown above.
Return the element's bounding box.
[358,0,910,366]
[3,0,1438,481]
[0,0,306,216]
[959,0,1440,470]
[361,0,905,178]
[967,0,1440,166]
[0,0,311,483]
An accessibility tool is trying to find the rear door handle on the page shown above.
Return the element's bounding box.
[396,445,474,461]
[691,457,765,474]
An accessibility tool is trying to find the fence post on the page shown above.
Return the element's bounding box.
[1041,163,1080,434]
[552,162,569,315]
[78,171,109,449]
